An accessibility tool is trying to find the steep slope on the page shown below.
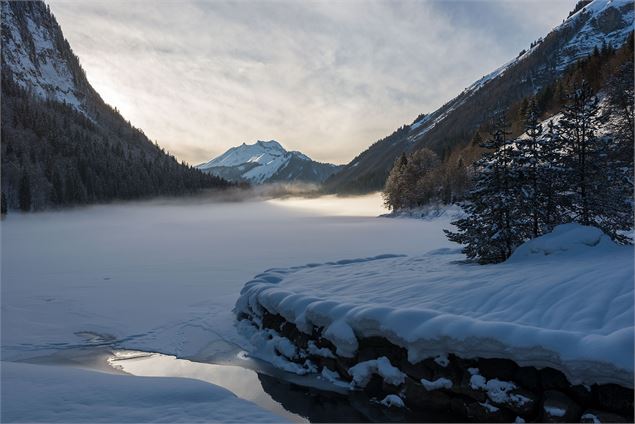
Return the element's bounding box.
[197,140,342,184]
[324,0,634,194]
[1,1,229,211]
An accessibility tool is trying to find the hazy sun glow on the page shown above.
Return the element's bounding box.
[268,193,389,217]
[47,0,575,165]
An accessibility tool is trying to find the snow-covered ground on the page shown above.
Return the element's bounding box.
[2,361,284,423]
[237,223,634,388]
[1,193,453,421]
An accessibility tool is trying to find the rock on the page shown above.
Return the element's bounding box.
[451,371,487,402]
[539,367,570,391]
[542,390,582,422]
[314,335,337,352]
[279,322,310,350]
[401,356,463,385]
[236,311,250,321]
[400,357,435,381]
[580,409,628,423]
[363,374,385,397]
[319,357,337,373]
[334,357,353,382]
[261,311,285,331]
[356,336,407,363]
[381,380,402,396]
[514,366,540,392]
[504,387,538,418]
[450,396,470,417]
[465,400,515,423]
[594,384,634,418]
[567,384,594,407]
[477,358,518,381]
[403,376,451,411]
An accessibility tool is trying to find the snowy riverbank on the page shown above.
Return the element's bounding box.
[235,224,634,422]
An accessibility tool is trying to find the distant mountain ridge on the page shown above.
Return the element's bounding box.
[197,140,342,184]
[324,0,635,194]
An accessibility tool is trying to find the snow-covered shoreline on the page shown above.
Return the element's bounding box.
[235,224,634,421]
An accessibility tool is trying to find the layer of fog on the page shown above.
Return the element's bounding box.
[1,194,453,363]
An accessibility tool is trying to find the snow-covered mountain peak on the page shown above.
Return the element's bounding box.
[196,140,341,184]
[255,140,283,149]
[199,139,289,169]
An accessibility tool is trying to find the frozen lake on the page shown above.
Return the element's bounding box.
[1,193,454,421]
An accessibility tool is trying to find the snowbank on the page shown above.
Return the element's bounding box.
[236,224,634,388]
[1,362,286,422]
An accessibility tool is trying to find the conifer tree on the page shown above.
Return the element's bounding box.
[515,99,543,238]
[383,153,409,210]
[538,120,567,230]
[445,112,522,263]
[19,172,31,211]
[558,81,632,242]
[558,81,601,226]
[1,192,7,215]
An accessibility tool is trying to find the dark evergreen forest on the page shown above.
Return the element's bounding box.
[1,72,231,212]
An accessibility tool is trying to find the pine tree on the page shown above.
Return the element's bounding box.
[1,192,7,215]
[515,99,543,238]
[445,112,522,263]
[383,153,409,210]
[19,172,31,211]
[538,120,568,230]
[607,59,634,165]
[558,81,600,226]
[558,81,632,242]
[403,148,440,207]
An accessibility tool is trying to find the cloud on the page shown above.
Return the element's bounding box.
[47,0,575,165]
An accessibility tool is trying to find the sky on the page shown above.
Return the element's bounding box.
[47,0,575,166]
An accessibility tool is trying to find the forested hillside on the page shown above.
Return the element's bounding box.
[383,35,634,211]
[324,0,634,194]
[0,1,229,212]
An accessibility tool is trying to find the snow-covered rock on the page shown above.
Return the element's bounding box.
[1,2,90,114]
[197,140,341,184]
[413,0,635,141]
[236,223,634,388]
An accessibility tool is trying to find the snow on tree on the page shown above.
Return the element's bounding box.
[515,99,544,239]
[558,81,632,243]
[445,112,524,263]
[537,120,568,231]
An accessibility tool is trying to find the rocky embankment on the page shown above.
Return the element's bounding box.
[237,309,634,423]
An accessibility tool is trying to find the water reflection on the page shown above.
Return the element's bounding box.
[109,350,463,423]
[108,350,307,423]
